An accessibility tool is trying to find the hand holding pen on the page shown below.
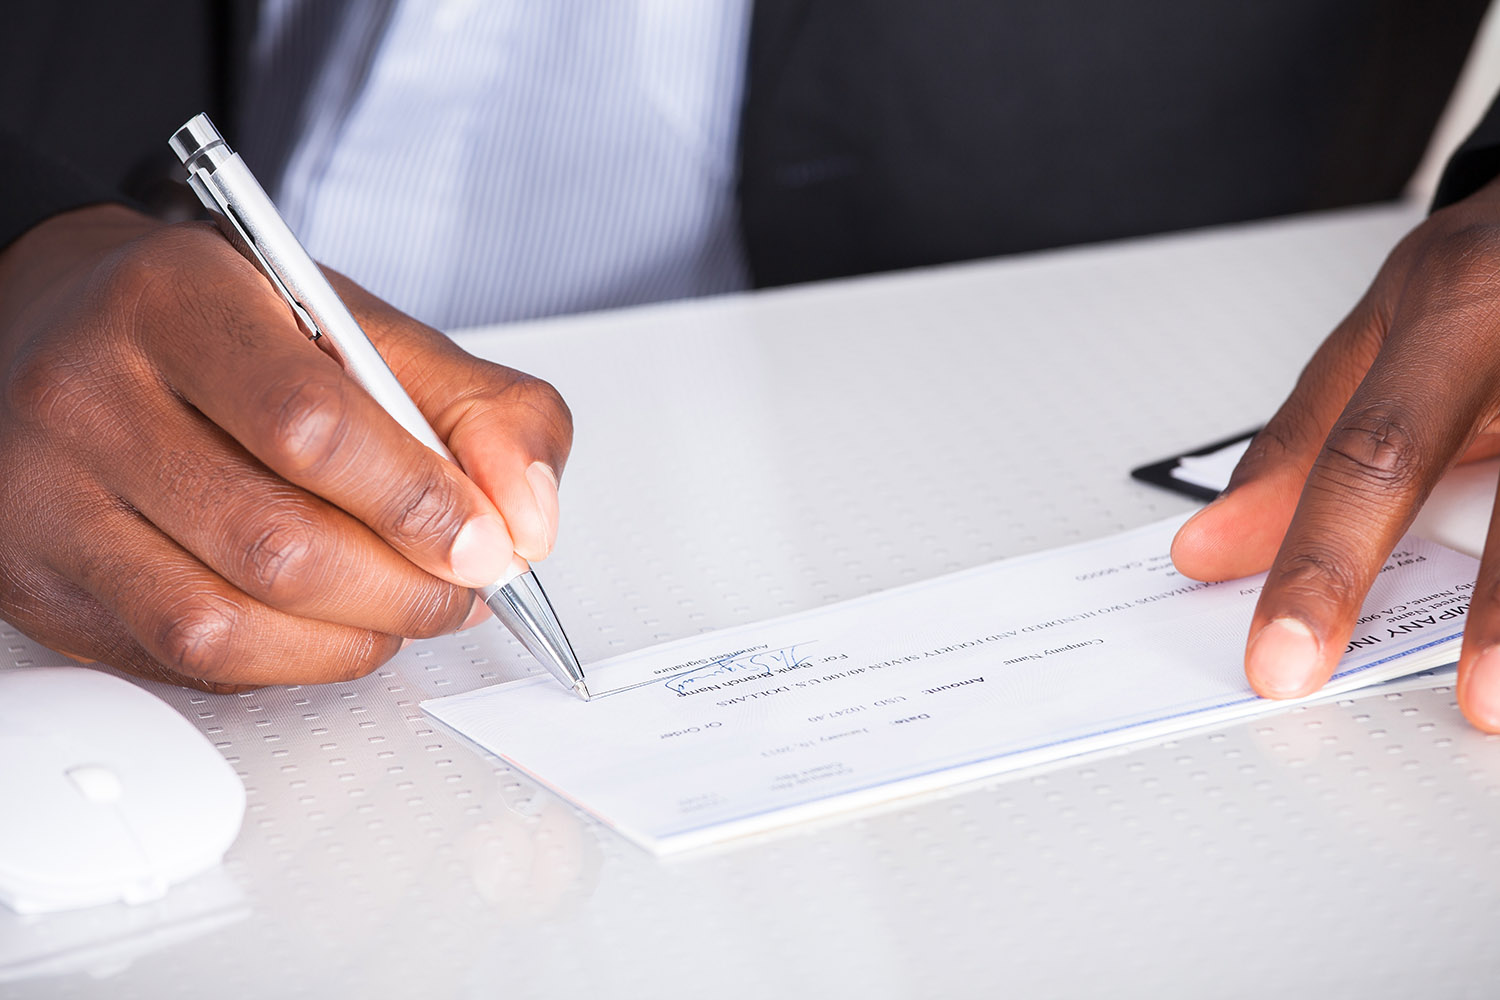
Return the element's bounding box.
[0,122,576,693]
[171,114,587,696]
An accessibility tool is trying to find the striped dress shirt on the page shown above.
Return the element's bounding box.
[241,0,752,330]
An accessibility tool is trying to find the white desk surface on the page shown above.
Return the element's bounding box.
[5,203,1500,999]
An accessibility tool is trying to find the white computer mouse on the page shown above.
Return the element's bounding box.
[0,666,245,914]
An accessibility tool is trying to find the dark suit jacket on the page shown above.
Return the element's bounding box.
[1,0,1494,289]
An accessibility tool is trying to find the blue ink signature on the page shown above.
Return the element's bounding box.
[666,644,813,695]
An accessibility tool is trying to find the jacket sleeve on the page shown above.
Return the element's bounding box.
[1432,93,1500,209]
[0,129,121,254]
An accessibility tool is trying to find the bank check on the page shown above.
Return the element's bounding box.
[425,516,1476,853]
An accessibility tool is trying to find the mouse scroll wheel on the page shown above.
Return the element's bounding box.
[66,764,124,804]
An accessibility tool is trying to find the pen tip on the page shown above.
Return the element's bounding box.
[573,679,591,702]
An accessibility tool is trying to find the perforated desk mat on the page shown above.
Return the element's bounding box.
[5,204,1499,998]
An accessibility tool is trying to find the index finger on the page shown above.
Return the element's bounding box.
[150,273,520,591]
[330,273,575,562]
[1244,314,1491,699]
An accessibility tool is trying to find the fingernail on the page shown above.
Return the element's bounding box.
[450,515,513,587]
[398,637,413,651]
[1247,617,1322,698]
[1465,647,1500,730]
[526,462,560,557]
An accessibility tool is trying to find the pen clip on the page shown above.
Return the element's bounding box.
[211,201,326,347]
[174,111,335,358]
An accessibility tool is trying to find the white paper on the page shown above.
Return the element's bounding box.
[1171,437,1251,492]
[425,516,1476,854]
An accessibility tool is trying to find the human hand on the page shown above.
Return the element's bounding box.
[0,204,572,691]
[1171,177,1500,731]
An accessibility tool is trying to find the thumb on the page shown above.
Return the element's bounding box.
[1171,301,1389,581]
[1170,446,1306,581]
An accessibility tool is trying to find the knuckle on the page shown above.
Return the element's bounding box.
[101,226,281,347]
[1271,547,1360,606]
[507,374,574,445]
[261,375,351,475]
[4,237,208,434]
[155,596,239,681]
[5,340,103,432]
[536,380,574,443]
[1317,408,1424,493]
[88,238,205,340]
[1405,220,1500,311]
[92,241,168,307]
[380,472,464,551]
[520,375,570,420]
[239,511,323,603]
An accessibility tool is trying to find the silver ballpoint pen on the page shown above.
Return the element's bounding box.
[169,113,589,700]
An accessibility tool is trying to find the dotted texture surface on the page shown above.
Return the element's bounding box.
[6,204,1500,998]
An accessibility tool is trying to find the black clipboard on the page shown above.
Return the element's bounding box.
[1130,428,1260,502]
